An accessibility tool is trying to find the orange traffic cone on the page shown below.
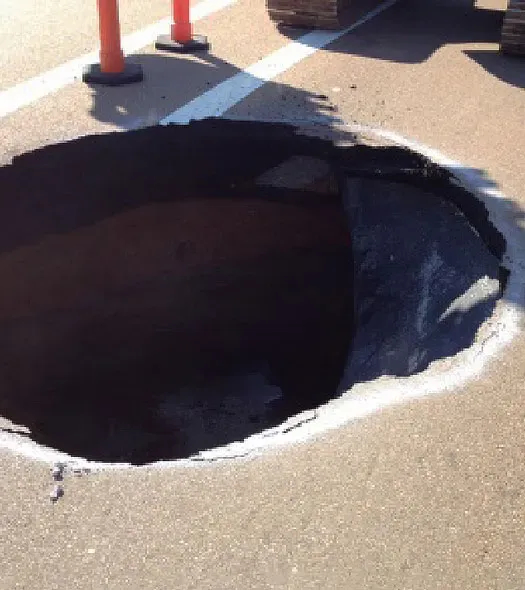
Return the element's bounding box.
[155,0,209,52]
[83,0,143,85]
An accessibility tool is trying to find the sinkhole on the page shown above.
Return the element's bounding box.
[0,119,505,465]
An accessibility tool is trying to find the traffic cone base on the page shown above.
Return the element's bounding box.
[82,62,144,86]
[83,0,143,86]
[155,33,209,53]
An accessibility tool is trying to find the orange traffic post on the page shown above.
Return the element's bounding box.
[155,0,209,52]
[83,0,143,86]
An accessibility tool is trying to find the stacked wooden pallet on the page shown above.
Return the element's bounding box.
[266,0,348,28]
[501,0,525,55]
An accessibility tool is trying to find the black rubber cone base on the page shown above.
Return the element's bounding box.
[155,34,210,53]
[82,62,144,86]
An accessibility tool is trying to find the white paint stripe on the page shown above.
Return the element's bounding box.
[0,0,235,119]
[161,0,399,124]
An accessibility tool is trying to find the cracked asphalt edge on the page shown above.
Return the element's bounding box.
[0,120,522,472]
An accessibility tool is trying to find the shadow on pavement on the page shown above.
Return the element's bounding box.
[464,49,525,89]
[87,51,238,128]
[279,0,504,64]
[86,49,341,129]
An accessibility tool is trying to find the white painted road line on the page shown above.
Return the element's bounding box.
[0,0,236,119]
[161,0,399,125]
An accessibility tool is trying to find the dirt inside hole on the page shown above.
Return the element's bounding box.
[0,121,354,464]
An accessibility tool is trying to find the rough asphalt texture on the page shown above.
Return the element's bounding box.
[343,177,501,385]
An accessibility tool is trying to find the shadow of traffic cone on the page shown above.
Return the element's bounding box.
[83,0,143,86]
[155,0,210,52]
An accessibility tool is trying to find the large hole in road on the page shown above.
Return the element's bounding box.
[0,119,505,465]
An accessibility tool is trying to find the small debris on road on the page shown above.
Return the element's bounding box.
[72,466,91,477]
[50,485,64,503]
[51,463,65,481]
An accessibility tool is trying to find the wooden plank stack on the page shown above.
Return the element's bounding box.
[266,0,349,28]
[501,0,525,55]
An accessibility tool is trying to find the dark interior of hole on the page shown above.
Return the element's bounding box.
[0,120,357,464]
[0,119,505,464]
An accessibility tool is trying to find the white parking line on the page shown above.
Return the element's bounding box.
[0,0,236,119]
[161,0,398,124]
